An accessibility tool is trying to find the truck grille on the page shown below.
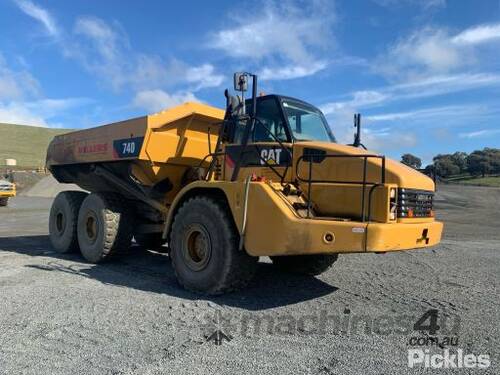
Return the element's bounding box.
[0,185,14,191]
[397,188,434,218]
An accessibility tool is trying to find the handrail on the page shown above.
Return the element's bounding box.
[199,116,293,183]
[295,154,386,221]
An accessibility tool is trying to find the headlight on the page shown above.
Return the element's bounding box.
[397,188,434,218]
[389,188,397,220]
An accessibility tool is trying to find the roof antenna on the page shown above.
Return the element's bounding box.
[352,113,367,150]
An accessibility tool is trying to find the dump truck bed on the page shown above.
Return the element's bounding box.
[46,102,225,168]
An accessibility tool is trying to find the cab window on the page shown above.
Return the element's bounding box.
[252,98,289,142]
[232,97,289,144]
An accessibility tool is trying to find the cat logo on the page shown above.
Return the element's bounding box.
[260,149,282,165]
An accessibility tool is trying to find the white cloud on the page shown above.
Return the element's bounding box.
[0,98,91,127]
[71,16,224,93]
[324,102,496,153]
[459,128,500,139]
[380,28,467,77]
[363,130,418,151]
[15,7,224,94]
[378,22,500,79]
[322,73,500,115]
[259,61,328,80]
[323,105,418,152]
[0,54,40,100]
[185,64,224,90]
[74,16,122,62]
[211,3,333,63]
[0,49,92,127]
[322,90,389,114]
[132,90,199,113]
[452,23,500,45]
[15,0,58,36]
[364,104,489,122]
[0,102,48,126]
[210,1,335,79]
[373,0,446,10]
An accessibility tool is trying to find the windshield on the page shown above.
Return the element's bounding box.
[282,99,335,142]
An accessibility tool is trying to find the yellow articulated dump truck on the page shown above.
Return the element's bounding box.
[0,179,16,206]
[46,72,443,294]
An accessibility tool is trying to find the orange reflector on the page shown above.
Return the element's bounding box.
[408,209,414,218]
[250,173,266,182]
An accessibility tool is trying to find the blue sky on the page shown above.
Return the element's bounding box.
[1,0,500,164]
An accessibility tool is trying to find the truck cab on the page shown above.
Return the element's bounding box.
[207,83,442,256]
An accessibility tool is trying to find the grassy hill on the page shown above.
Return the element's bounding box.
[0,123,73,168]
[447,175,500,187]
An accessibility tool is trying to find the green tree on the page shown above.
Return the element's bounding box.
[451,152,468,173]
[467,148,500,177]
[401,153,422,169]
[433,154,460,177]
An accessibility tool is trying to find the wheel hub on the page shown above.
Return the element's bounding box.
[85,211,98,243]
[183,224,212,271]
[55,211,66,234]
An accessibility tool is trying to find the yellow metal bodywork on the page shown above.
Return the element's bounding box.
[165,180,443,256]
[47,102,225,205]
[0,183,16,198]
[47,100,443,255]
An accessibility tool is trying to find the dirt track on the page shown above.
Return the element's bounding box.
[0,184,498,374]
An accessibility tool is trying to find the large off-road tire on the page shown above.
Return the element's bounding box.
[49,191,88,253]
[0,197,8,206]
[170,196,258,294]
[134,233,167,252]
[77,192,133,263]
[270,254,338,276]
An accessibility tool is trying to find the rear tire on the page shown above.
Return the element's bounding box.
[77,192,133,263]
[0,197,8,206]
[170,196,258,294]
[49,191,87,253]
[270,254,338,276]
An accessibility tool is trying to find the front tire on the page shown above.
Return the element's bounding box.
[0,197,8,206]
[49,191,87,253]
[270,254,338,275]
[170,196,257,294]
[77,192,133,263]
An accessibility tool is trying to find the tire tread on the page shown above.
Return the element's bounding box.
[170,195,257,294]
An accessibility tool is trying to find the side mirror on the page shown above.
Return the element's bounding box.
[233,72,248,92]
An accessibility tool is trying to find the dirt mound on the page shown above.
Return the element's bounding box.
[21,174,85,198]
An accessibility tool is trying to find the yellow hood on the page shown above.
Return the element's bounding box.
[293,141,435,191]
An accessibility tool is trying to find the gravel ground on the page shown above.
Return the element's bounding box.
[0,184,498,374]
[21,175,83,198]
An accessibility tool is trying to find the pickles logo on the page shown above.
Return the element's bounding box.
[408,349,491,369]
[260,148,282,165]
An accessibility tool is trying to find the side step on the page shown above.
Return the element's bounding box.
[285,194,317,218]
